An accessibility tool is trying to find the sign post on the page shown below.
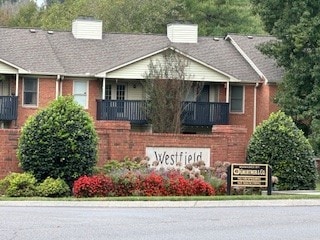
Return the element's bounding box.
[227,163,272,195]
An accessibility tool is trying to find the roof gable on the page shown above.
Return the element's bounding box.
[104,48,231,82]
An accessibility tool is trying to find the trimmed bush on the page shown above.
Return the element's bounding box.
[139,172,166,196]
[191,178,215,196]
[73,175,114,197]
[247,111,317,190]
[0,172,37,197]
[164,170,193,196]
[37,177,70,197]
[17,96,98,186]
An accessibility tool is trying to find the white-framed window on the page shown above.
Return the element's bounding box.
[230,85,244,113]
[73,80,88,109]
[23,77,38,106]
[104,83,127,100]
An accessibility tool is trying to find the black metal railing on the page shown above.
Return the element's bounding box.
[181,101,229,125]
[96,99,229,125]
[96,100,148,124]
[0,96,18,121]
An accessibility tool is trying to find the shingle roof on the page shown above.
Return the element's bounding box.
[226,34,284,83]
[0,27,283,83]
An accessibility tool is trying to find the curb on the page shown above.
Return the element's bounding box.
[1,199,320,208]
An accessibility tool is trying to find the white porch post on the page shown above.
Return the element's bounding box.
[102,77,106,100]
[15,73,19,96]
[226,80,230,103]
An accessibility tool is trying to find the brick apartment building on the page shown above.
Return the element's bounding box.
[0,18,283,177]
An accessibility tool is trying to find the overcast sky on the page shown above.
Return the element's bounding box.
[36,0,45,6]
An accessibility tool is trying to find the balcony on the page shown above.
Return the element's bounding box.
[0,96,18,121]
[182,101,229,125]
[96,100,229,126]
[96,100,148,124]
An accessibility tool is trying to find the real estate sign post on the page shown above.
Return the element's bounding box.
[227,163,272,195]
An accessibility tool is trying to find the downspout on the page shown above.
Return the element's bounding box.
[56,75,60,99]
[59,75,64,97]
[253,82,259,131]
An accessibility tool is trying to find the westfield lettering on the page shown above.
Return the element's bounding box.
[146,147,210,169]
[154,151,203,166]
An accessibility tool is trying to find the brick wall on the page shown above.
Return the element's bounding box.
[0,129,21,178]
[0,122,247,179]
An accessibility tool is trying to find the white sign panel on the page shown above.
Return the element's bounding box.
[146,147,210,169]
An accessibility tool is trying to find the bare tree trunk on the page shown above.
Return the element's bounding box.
[144,50,202,133]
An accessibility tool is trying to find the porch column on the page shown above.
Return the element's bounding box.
[15,73,19,96]
[102,77,106,100]
[225,80,230,103]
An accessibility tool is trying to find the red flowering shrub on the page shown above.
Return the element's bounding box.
[112,171,141,196]
[191,178,215,196]
[164,171,193,196]
[73,169,217,197]
[139,172,166,196]
[73,175,114,197]
[215,182,227,195]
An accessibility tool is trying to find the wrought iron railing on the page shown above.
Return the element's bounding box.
[96,100,148,124]
[181,101,229,125]
[0,96,18,121]
[96,100,229,125]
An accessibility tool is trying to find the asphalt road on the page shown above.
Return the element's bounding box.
[1,201,320,240]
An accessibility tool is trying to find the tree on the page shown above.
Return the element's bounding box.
[247,111,317,190]
[251,0,320,135]
[143,50,202,133]
[8,1,40,27]
[178,0,265,36]
[17,96,98,186]
[3,0,264,36]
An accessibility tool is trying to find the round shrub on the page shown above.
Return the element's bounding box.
[247,111,317,190]
[18,96,98,186]
[0,172,37,197]
[37,177,70,197]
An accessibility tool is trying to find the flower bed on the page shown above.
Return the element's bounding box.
[73,170,215,197]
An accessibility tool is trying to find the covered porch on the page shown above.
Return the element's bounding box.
[0,74,19,123]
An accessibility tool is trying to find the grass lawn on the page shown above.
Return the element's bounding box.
[1,193,320,202]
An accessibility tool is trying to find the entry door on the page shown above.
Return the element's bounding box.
[197,85,209,102]
[0,78,10,96]
[73,80,88,108]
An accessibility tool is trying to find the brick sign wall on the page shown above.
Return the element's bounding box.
[0,122,247,179]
